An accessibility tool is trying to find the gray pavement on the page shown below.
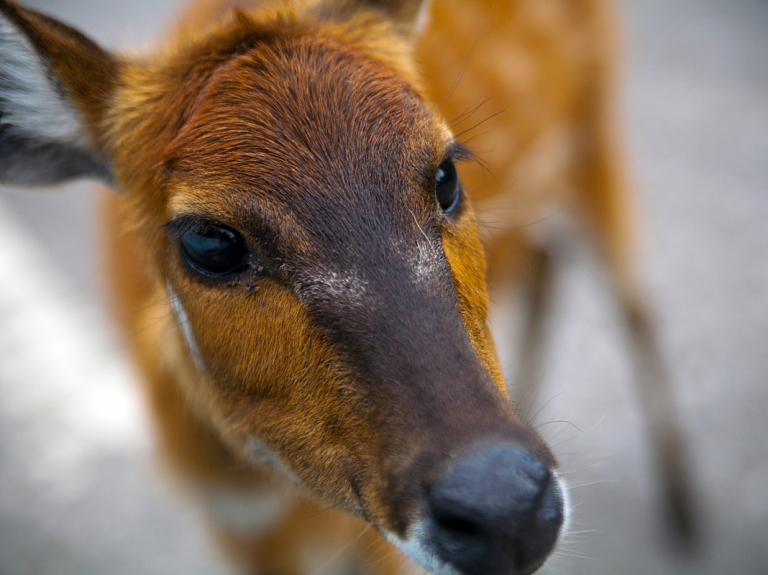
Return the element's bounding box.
[0,0,767,574]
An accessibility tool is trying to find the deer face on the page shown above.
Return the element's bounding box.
[0,2,566,574]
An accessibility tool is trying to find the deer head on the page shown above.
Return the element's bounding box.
[0,1,566,573]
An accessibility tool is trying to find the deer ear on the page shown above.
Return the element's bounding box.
[354,0,431,34]
[0,1,118,186]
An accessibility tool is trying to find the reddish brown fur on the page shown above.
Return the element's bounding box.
[98,4,520,570]
[0,0,695,572]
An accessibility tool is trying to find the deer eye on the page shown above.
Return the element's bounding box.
[179,223,248,277]
[435,158,461,213]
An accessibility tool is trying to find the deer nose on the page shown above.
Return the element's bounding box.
[425,444,564,575]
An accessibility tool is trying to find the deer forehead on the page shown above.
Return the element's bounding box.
[153,40,457,248]
[138,37,443,190]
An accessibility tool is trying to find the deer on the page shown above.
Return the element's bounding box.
[0,0,694,573]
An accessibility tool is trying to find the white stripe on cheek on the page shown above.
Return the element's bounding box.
[166,283,205,371]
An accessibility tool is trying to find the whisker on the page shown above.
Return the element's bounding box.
[452,109,505,141]
[436,25,488,107]
[534,419,588,435]
[477,207,565,233]
[311,525,370,574]
[446,96,493,129]
[409,209,430,243]
[362,545,399,569]
[525,391,567,425]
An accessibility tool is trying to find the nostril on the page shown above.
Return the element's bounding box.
[433,509,481,537]
[430,491,486,538]
[425,444,564,575]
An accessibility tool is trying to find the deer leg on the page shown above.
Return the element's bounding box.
[618,290,697,545]
[483,230,555,418]
[574,101,698,545]
[511,244,554,419]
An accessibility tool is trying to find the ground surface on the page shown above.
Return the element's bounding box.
[0,0,766,574]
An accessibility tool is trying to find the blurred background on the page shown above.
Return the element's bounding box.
[0,0,766,574]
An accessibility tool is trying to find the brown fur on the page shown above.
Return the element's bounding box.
[0,0,695,572]
[100,3,528,570]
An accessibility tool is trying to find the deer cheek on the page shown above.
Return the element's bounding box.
[172,282,366,494]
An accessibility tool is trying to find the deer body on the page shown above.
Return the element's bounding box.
[0,0,694,572]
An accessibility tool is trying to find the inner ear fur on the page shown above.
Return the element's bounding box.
[363,0,427,20]
[332,0,430,34]
[0,0,119,185]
